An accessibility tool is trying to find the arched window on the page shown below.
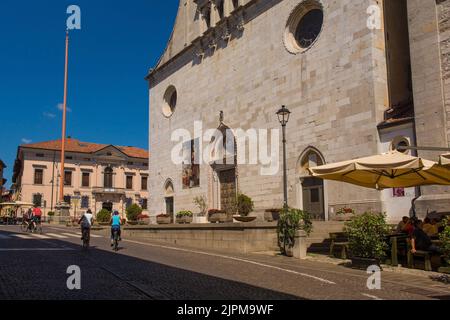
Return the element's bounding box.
[299,148,325,177]
[104,167,113,189]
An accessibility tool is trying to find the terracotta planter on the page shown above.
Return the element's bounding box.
[138,219,150,225]
[208,212,228,223]
[157,216,172,225]
[176,216,193,224]
[233,216,257,223]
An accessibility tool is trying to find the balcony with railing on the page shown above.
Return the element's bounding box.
[92,187,126,195]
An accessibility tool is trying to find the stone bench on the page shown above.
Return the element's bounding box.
[329,232,349,259]
[407,249,433,272]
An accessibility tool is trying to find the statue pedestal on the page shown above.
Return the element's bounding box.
[55,202,71,225]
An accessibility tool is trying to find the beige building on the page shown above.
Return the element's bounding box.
[12,138,149,217]
[147,0,450,222]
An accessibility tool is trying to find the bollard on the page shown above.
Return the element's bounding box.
[293,230,308,260]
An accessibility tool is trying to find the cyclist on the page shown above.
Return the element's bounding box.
[32,205,43,227]
[79,209,94,241]
[110,210,122,247]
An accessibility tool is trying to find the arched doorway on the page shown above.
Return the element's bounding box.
[102,201,113,212]
[297,147,326,221]
[164,179,175,222]
[209,123,237,217]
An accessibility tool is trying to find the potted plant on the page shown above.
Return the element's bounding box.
[47,211,55,224]
[439,217,450,274]
[233,194,256,223]
[96,209,112,226]
[126,204,142,225]
[157,214,172,225]
[176,211,194,224]
[208,209,228,223]
[335,207,356,221]
[137,214,150,225]
[345,212,390,269]
[265,209,282,222]
[277,208,313,257]
[193,196,208,224]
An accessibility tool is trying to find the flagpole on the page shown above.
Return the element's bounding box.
[59,30,69,203]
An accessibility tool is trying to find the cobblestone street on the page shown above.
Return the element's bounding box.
[0,225,449,300]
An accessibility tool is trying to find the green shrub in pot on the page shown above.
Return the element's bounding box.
[237,194,254,217]
[277,208,313,256]
[345,212,390,262]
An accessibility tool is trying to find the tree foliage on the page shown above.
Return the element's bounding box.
[345,212,390,259]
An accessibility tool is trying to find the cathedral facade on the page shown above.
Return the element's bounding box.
[147,0,450,222]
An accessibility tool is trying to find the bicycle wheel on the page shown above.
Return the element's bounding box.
[113,231,119,251]
[20,223,28,233]
[37,224,43,234]
[83,229,90,249]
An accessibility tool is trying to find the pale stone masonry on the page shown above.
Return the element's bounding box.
[147,0,450,223]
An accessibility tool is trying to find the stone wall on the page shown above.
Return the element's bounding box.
[408,0,450,215]
[148,0,389,218]
[123,223,279,254]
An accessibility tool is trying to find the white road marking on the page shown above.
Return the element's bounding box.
[45,233,69,239]
[13,234,34,239]
[362,293,383,300]
[30,234,52,239]
[124,239,336,285]
[61,233,81,238]
[0,248,73,252]
[0,234,11,239]
[74,232,102,238]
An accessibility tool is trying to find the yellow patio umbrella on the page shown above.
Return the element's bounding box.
[308,151,450,190]
[440,153,450,166]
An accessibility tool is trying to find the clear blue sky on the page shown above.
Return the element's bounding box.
[0,0,178,186]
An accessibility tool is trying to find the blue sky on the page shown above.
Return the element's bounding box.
[0,0,178,185]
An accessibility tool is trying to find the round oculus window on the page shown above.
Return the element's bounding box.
[294,9,323,49]
[284,2,324,54]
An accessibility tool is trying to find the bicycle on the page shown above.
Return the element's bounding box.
[20,220,30,233]
[81,228,90,250]
[112,229,120,252]
[34,220,43,234]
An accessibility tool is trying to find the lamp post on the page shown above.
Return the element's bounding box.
[277,105,291,210]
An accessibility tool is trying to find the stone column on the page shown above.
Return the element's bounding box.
[293,230,308,260]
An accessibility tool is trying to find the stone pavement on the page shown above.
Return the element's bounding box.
[0,225,449,300]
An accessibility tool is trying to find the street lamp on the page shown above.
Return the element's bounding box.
[277,105,291,209]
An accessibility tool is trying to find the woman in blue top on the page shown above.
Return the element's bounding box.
[110,210,122,246]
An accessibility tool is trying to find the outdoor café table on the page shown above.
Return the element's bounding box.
[387,233,409,266]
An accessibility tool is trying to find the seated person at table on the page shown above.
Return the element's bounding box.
[422,218,439,237]
[403,218,415,235]
[396,216,409,233]
[410,220,441,254]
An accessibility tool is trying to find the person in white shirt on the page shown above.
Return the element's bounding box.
[79,209,94,241]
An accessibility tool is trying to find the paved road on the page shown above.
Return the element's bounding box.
[0,225,449,300]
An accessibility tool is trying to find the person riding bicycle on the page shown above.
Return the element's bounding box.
[110,210,122,246]
[78,209,94,241]
[32,205,42,225]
